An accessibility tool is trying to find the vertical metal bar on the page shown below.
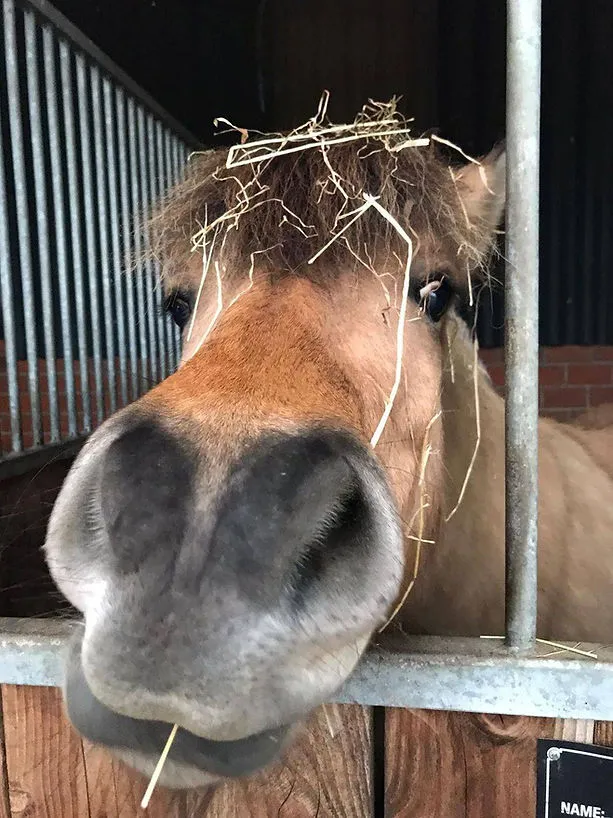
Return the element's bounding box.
[76,52,104,425]
[60,38,91,433]
[156,120,174,376]
[116,88,139,401]
[4,0,42,447]
[127,97,148,394]
[103,76,129,406]
[147,115,167,381]
[0,54,21,451]
[166,131,181,368]
[171,135,181,181]
[137,106,158,385]
[90,64,117,416]
[504,0,541,651]
[173,138,186,364]
[24,10,59,443]
[43,23,78,438]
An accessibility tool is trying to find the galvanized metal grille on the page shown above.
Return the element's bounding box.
[0,0,197,461]
[0,0,612,721]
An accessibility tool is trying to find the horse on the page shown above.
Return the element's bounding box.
[44,106,613,790]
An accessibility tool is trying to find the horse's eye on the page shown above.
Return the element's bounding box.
[164,293,192,330]
[419,277,453,323]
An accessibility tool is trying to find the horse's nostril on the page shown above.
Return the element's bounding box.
[291,478,369,600]
[207,430,378,606]
[100,421,195,573]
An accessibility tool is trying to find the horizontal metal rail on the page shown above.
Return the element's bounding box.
[1,619,612,721]
[340,636,613,720]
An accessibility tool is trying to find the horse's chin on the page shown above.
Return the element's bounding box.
[63,639,296,788]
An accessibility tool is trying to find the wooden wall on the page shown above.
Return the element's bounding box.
[1,686,610,817]
[260,0,440,133]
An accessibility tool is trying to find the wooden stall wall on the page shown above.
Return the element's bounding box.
[0,690,372,817]
[0,687,610,818]
[259,0,440,134]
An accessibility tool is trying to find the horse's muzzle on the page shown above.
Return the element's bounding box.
[63,629,291,787]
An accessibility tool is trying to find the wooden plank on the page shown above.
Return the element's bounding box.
[0,685,372,817]
[2,685,90,818]
[593,720,613,746]
[553,719,595,743]
[188,704,373,818]
[384,709,557,818]
[0,689,11,818]
[81,740,183,818]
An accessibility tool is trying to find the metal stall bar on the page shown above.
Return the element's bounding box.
[0,62,22,453]
[60,38,91,433]
[137,107,159,385]
[504,0,542,650]
[147,114,167,382]
[23,9,59,443]
[166,131,182,367]
[176,132,190,375]
[103,76,129,407]
[3,619,613,722]
[127,98,149,395]
[155,121,175,377]
[43,22,78,438]
[90,63,117,416]
[173,138,188,363]
[171,135,184,178]
[3,0,42,447]
[116,88,139,402]
[164,132,176,370]
[75,52,104,426]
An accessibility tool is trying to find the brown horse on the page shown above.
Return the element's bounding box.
[44,108,613,789]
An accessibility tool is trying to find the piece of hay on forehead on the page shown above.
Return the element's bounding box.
[147,99,497,289]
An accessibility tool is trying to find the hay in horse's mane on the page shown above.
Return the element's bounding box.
[148,98,497,289]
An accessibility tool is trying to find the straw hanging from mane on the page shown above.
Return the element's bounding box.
[147,95,501,295]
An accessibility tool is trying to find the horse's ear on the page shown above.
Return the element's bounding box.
[455,142,506,233]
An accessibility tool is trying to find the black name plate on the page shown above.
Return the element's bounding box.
[537,739,613,818]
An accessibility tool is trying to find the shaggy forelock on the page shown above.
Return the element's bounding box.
[147,114,499,290]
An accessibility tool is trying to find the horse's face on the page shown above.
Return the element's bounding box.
[45,128,505,788]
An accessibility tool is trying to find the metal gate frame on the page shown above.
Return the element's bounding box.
[0,0,198,474]
[2,0,613,721]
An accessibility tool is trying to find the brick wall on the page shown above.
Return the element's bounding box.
[0,343,140,453]
[4,343,613,450]
[480,345,613,423]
